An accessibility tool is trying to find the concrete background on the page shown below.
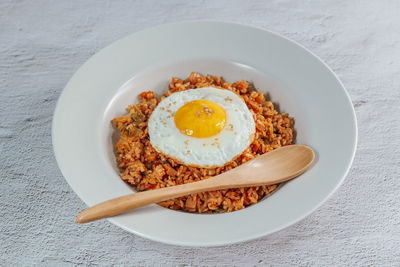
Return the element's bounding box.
[1,0,399,266]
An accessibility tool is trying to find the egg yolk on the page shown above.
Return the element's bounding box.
[174,99,226,138]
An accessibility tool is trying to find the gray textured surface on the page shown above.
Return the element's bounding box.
[1,0,400,266]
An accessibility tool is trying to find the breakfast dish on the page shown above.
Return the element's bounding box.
[53,21,357,245]
[112,72,294,213]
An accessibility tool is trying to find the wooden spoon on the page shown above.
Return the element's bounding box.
[76,145,314,223]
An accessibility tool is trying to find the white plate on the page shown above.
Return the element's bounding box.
[52,21,357,246]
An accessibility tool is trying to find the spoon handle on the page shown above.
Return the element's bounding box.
[76,175,227,223]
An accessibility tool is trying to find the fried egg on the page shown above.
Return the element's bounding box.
[148,86,255,167]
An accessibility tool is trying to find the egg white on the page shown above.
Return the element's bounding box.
[148,86,255,168]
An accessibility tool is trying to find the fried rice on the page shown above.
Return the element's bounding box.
[112,72,294,213]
